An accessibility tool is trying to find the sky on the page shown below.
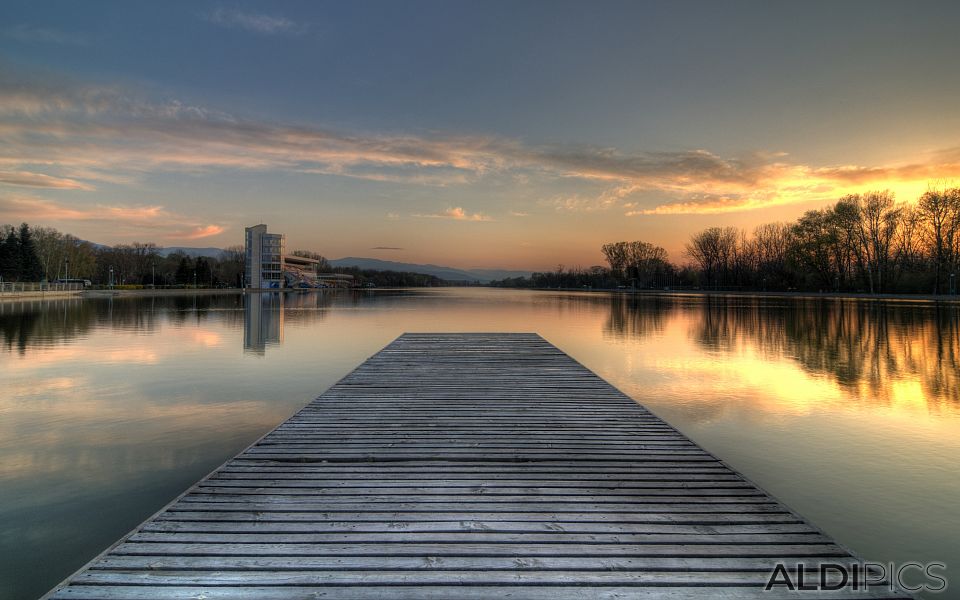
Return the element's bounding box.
[2,0,960,270]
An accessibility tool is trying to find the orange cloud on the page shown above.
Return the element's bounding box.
[0,170,94,190]
[178,224,225,239]
[414,207,493,221]
[0,193,225,240]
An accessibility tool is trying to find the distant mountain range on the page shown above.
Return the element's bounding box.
[156,246,226,258]
[330,257,531,283]
[87,244,228,258]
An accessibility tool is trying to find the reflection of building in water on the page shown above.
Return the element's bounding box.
[243,292,284,354]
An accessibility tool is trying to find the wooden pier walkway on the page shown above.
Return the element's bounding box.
[47,333,911,599]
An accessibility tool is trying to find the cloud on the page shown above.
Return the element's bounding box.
[414,207,493,221]
[0,194,225,240]
[3,25,89,45]
[371,246,403,250]
[509,211,529,217]
[628,193,795,216]
[545,183,644,213]
[205,8,305,35]
[179,225,225,239]
[3,66,960,218]
[0,170,94,190]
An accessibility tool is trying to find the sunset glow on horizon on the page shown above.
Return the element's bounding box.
[2,1,960,269]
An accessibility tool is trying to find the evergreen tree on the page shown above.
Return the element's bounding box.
[195,257,212,287]
[175,256,193,285]
[0,228,19,281]
[17,223,43,281]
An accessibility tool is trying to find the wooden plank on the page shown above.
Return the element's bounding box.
[157,511,806,524]
[43,333,913,599]
[48,585,912,600]
[141,520,819,534]
[125,532,832,544]
[109,542,852,557]
[68,570,890,586]
[91,554,856,571]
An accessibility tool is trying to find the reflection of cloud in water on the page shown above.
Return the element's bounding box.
[0,397,280,480]
[2,376,80,397]
[189,328,223,347]
[2,325,224,369]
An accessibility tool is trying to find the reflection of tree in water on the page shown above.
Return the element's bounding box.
[285,289,429,318]
[694,297,795,358]
[602,294,671,340]
[693,297,960,407]
[0,299,98,355]
[0,294,247,354]
[167,294,236,324]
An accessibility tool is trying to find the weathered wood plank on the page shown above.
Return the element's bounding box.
[157,511,806,524]
[141,520,819,534]
[48,585,912,600]
[69,569,885,586]
[109,542,851,557]
[126,531,832,544]
[90,554,857,571]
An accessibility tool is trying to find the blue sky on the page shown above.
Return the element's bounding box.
[2,1,960,268]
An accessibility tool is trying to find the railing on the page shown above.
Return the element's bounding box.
[0,282,85,294]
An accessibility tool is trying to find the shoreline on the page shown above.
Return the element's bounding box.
[0,290,83,302]
[509,286,960,303]
[3,285,958,303]
[81,288,244,298]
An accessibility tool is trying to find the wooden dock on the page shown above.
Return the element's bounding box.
[46,333,911,599]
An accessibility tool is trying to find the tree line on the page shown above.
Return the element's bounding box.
[0,223,442,288]
[684,189,960,294]
[0,222,249,286]
[493,188,960,294]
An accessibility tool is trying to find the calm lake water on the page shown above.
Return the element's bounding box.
[1,288,958,599]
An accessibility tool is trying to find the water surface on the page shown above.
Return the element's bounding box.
[1,289,957,599]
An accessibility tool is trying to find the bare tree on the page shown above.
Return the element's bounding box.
[831,197,866,289]
[851,191,901,293]
[891,203,922,288]
[917,186,960,293]
[626,241,669,287]
[32,226,66,280]
[791,209,838,290]
[685,227,738,288]
[753,222,792,289]
[601,242,629,281]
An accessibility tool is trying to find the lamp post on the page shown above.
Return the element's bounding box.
[193,271,197,289]
[951,272,957,295]
[108,266,114,288]
[65,258,69,281]
[151,262,155,288]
